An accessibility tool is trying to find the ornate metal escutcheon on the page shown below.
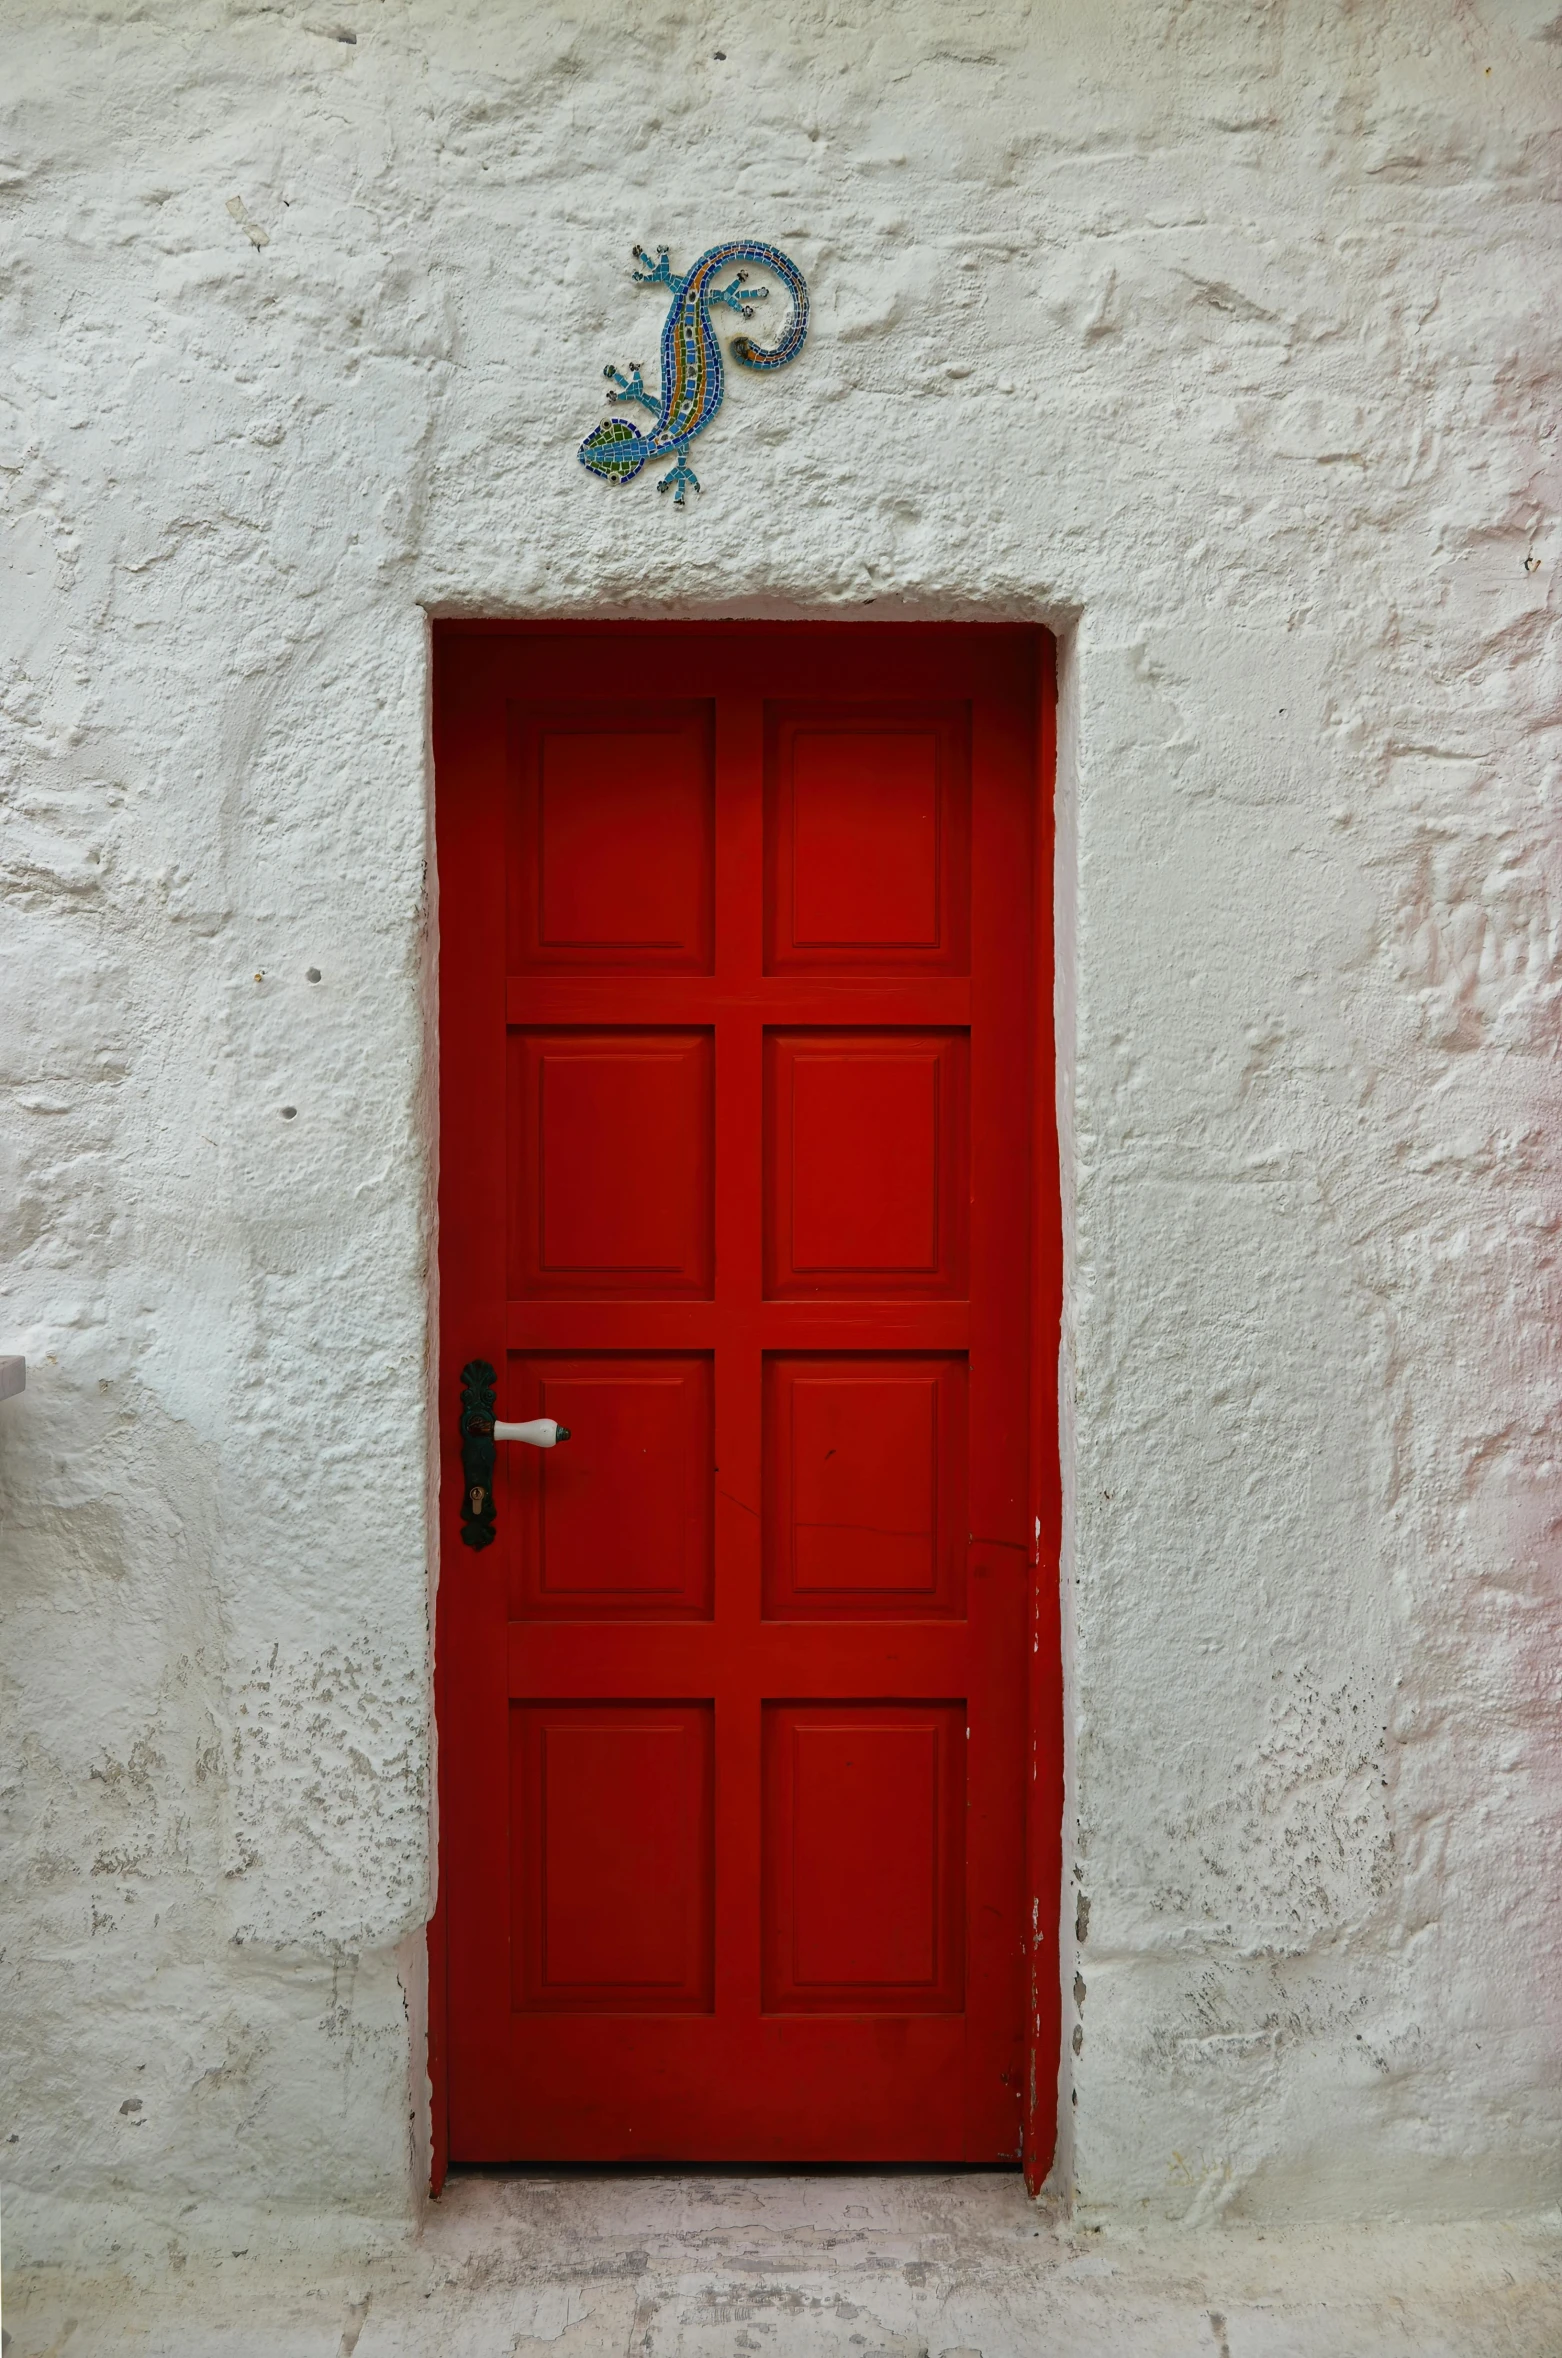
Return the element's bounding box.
[458,1359,499,1550]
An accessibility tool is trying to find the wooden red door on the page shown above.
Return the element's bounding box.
[434,623,1052,2166]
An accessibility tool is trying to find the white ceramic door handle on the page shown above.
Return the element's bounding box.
[493,1417,570,1448]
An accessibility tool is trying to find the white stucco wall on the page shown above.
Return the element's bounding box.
[3,0,1561,2267]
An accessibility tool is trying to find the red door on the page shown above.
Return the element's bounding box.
[434,623,1053,2165]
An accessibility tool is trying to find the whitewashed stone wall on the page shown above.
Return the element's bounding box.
[2,0,1560,2265]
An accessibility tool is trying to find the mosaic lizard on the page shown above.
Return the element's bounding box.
[578,240,809,504]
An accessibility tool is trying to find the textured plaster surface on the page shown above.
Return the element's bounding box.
[7,2174,1562,2355]
[2,0,1561,2276]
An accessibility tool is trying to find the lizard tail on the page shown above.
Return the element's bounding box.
[724,242,810,373]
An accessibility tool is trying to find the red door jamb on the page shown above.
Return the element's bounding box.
[1024,636,1062,2197]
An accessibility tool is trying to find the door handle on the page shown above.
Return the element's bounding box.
[458,1359,572,1552]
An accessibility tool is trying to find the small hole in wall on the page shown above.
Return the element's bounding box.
[714,50,726,59]
[306,967,322,982]
[280,1106,297,1120]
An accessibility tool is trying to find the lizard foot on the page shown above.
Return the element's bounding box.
[656,447,700,505]
[709,270,770,321]
[602,363,659,416]
[631,242,682,291]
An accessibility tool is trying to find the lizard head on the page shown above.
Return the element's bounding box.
[578,418,649,483]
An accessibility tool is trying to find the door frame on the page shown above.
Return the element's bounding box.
[425,619,1062,2196]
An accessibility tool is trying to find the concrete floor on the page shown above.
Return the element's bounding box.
[7,2172,1562,2357]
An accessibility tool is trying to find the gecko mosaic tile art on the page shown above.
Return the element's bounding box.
[579,241,810,504]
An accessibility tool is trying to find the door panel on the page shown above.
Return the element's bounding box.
[437,623,1046,2165]
[507,1030,715,1297]
[765,703,970,972]
[510,1702,715,2010]
[764,1030,969,1297]
[761,1702,965,2013]
[762,1354,967,1618]
[506,1355,714,1620]
[509,703,715,972]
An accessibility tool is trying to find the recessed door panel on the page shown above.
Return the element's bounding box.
[765,1030,969,1298]
[764,1355,967,1619]
[510,1702,714,2011]
[762,1703,965,2013]
[509,704,714,972]
[507,1355,714,1620]
[766,704,971,973]
[437,623,1051,2171]
[508,1030,714,1297]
